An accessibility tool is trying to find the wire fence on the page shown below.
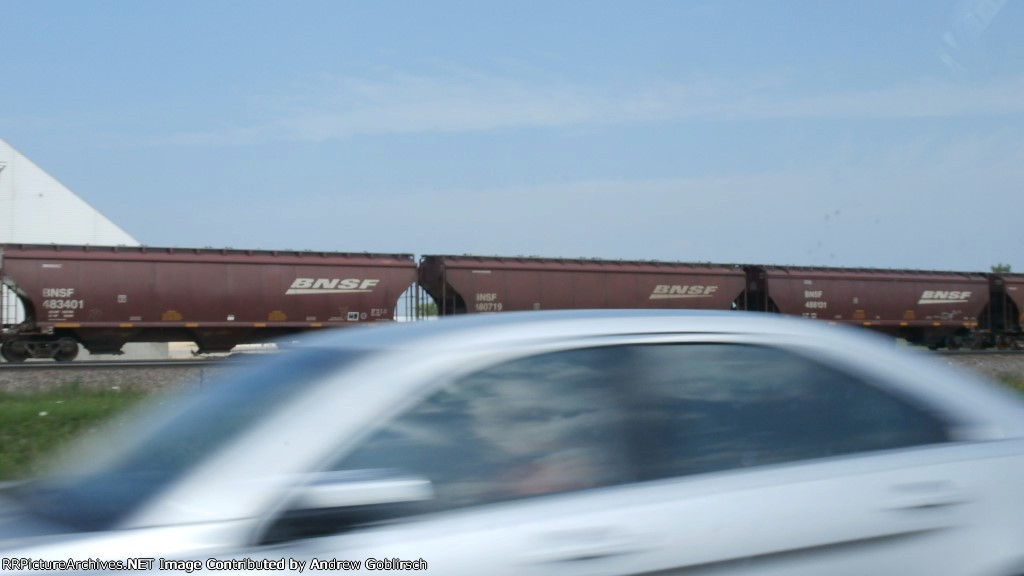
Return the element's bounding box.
[1,284,24,329]
[395,283,437,322]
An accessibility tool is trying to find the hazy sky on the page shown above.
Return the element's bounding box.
[2,0,1022,272]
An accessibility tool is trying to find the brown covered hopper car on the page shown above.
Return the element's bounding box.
[991,274,1024,346]
[745,266,991,348]
[418,255,747,315]
[0,244,416,361]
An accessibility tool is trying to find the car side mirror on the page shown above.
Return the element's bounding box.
[260,469,435,544]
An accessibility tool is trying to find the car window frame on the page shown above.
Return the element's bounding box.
[616,340,956,484]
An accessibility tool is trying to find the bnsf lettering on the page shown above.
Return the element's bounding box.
[652,285,719,296]
[920,290,971,300]
[43,288,75,297]
[310,278,374,290]
[804,290,823,298]
[289,278,380,290]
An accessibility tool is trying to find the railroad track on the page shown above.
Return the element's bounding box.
[2,350,1021,395]
[0,356,262,393]
[0,359,214,371]
[0,357,261,371]
[935,349,1024,357]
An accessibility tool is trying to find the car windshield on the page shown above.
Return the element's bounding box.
[8,348,363,532]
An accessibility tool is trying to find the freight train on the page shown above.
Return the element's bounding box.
[1,244,1022,361]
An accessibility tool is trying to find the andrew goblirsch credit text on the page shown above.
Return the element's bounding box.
[2,557,429,572]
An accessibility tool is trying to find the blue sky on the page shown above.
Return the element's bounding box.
[2,0,1022,271]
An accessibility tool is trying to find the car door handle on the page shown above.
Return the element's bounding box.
[884,481,970,511]
[523,527,649,564]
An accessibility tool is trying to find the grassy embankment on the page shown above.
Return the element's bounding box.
[999,373,1024,393]
[2,375,1024,481]
[0,385,149,480]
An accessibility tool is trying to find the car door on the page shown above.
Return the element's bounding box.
[255,344,656,576]
[610,341,1008,575]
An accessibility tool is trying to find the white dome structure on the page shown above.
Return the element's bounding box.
[1,137,167,359]
[0,138,136,246]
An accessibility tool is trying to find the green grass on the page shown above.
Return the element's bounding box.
[0,385,149,480]
[997,374,1024,394]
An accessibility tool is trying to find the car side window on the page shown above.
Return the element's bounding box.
[329,347,632,514]
[626,344,950,481]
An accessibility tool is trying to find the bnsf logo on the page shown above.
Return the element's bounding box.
[918,290,972,304]
[286,278,380,295]
[650,285,719,299]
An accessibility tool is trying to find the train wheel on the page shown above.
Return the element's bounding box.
[1,341,30,363]
[53,338,80,362]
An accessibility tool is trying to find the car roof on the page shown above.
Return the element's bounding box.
[300,309,858,350]
[285,309,1024,440]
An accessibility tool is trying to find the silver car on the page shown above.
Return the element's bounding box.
[3,310,1024,575]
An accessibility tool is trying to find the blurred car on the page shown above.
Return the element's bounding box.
[3,310,1024,575]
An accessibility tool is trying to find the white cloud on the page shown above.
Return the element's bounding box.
[753,79,1024,120]
[142,127,1024,273]
[158,70,1024,146]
